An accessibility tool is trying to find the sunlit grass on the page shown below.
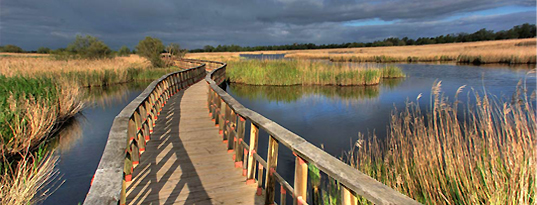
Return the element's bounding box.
[346,76,537,204]
[226,59,404,86]
[0,55,184,203]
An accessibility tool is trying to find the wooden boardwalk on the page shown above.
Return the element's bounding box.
[125,81,262,204]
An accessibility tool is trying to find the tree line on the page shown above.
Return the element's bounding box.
[190,23,536,53]
[0,35,186,67]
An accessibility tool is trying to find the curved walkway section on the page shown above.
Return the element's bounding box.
[125,81,261,204]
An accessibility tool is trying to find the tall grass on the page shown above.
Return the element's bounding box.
[226,60,404,86]
[346,78,536,204]
[0,152,61,205]
[0,76,83,157]
[0,55,183,203]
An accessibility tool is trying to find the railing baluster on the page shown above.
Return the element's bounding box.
[342,186,357,205]
[294,155,308,205]
[265,135,279,204]
[280,185,287,205]
[257,161,264,196]
[219,100,226,141]
[227,106,234,151]
[235,116,245,168]
[247,123,259,183]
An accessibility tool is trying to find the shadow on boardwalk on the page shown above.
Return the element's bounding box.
[125,82,261,204]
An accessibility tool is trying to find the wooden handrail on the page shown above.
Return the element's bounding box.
[83,61,206,205]
[201,59,421,205]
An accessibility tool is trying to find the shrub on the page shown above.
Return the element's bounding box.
[1,45,24,53]
[118,46,131,57]
[136,36,165,67]
[66,35,112,59]
[37,47,51,54]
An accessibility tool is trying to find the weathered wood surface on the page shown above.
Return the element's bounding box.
[126,81,262,204]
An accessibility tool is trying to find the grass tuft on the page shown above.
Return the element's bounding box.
[346,76,536,204]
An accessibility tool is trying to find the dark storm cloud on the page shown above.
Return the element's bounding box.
[0,0,535,50]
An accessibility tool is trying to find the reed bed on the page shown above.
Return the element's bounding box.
[346,78,536,204]
[0,76,83,157]
[0,55,183,203]
[0,153,61,205]
[189,39,536,65]
[288,38,536,64]
[226,60,404,86]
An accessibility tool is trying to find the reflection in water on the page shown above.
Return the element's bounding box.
[46,117,84,152]
[226,63,535,202]
[84,81,150,108]
[380,78,405,90]
[43,82,149,205]
[228,83,390,103]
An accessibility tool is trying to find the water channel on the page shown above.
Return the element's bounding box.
[42,62,535,204]
[42,82,150,205]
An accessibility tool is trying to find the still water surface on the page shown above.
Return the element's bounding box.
[43,82,150,205]
[42,63,534,204]
[225,63,535,194]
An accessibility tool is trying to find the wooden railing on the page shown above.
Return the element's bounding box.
[83,62,206,205]
[203,59,421,205]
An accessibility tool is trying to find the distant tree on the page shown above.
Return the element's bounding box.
[1,45,24,53]
[203,45,215,52]
[136,36,165,67]
[163,43,187,66]
[118,46,131,56]
[37,47,51,54]
[66,35,112,59]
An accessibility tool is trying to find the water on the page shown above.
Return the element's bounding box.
[240,53,286,60]
[42,82,150,205]
[41,63,535,204]
[225,63,535,197]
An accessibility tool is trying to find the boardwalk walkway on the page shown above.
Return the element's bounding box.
[125,81,261,204]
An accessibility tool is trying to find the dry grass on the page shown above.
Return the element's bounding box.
[0,52,50,58]
[185,52,240,62]
[189,38,536,64]
[0,55,149,78]
[0,153,61,205]
[1,83,83,156]
[347,75,537,204]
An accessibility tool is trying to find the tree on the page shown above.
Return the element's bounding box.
[37,47,51,54]
[118,46,131,56]
[163,43,187,66]
[1,45,24,53]
[66,35,112,59]
[203,45,215,52]
[136,36,165,67]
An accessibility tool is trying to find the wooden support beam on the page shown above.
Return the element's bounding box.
[247,123,259,182]
[265,136,279,204]
[342,186,357,205]
[294,155,308,205]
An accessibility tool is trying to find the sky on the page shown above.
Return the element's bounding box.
[0,0,535,50]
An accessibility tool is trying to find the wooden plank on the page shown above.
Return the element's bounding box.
[125,81,260,205]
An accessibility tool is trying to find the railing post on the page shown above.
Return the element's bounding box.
[265,136,279,204]
[120,180,126,205]
[227,107,235,151]
[294,155,308,205]
[219,100,226,141]
[235,116,245,168]
[342,186,357,205]
[280,185,287,205]
[247,123,259,183]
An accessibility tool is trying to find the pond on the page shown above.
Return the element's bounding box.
[42,82,151,205]
[225,63,535,191]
